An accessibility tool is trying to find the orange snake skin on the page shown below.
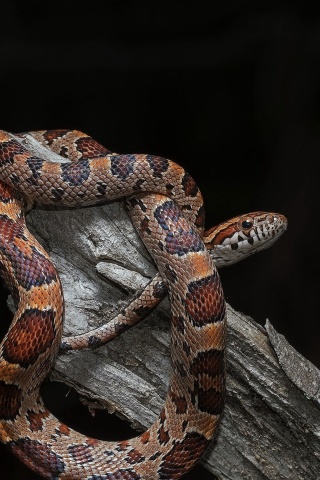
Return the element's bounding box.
[0,129,287,479]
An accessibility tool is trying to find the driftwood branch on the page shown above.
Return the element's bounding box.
[25,202,320,480]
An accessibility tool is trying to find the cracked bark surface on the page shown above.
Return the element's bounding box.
[24,202,320,480]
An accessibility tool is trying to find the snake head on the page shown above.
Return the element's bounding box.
[204,211,288,267]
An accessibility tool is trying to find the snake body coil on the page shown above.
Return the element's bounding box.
[0,129,287,479]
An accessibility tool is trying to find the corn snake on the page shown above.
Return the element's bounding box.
[0,129,287,479]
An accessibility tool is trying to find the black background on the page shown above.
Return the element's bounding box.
[0,1,319,478]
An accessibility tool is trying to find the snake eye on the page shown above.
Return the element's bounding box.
[241,218,253,229]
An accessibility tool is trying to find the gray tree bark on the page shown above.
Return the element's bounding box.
[24,202,320,480]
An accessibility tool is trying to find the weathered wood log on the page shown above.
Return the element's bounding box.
[24,202,320,480]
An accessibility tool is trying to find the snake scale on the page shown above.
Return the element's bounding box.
[0,129,287,479]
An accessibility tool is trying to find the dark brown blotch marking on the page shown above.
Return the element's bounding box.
[0,381,23,420]
[140,430,150,444]
[0,185,13,203]
[57,423,71,436]
[158,432,209,479]
[140,216,151,235]
[185,272,225,326]
[96,181,107,196]
[127,196,147,213]
[165,183,174,194]
[26,409,50,432]
[158,240,164,251]
[87,437,100,447]
[134,178,146,190]
[114,321,131,336]
[195,204,205,230]
[117,440,130,451]
[51,187,65,201]
[154,200,181,229]
[3,308,56,368]
[43,129,70,145]
[0,138,26,165]
[182,419,188,431]
[149,450,162,461]
[190,349,225,377]
[158,408,170,446]
[172,315,185,334]
[26,157,44,185]
[153,280,167,299]
[191,382,225,415]
[68,444,94,464]
[0,182,25,205]
[154,200,203,256]
[59,340,72,352]
[125,448,145,464]
[0,214,57,289]
[0,214,26,245]
[182,341,191,356]
[169,390,188,414]
[111,154,135,180]
[133,305,154,317]
[9,438,65,478]
[61,159,90,186]
[60,145,68,158]
[181,172,199,197]
[13,245,58,290]
[165,264,178,283]
[174,360,187,378]
[76,136,111,159]
[9,173,20,185]
[158,424,170,446]
[146,155,169,177]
